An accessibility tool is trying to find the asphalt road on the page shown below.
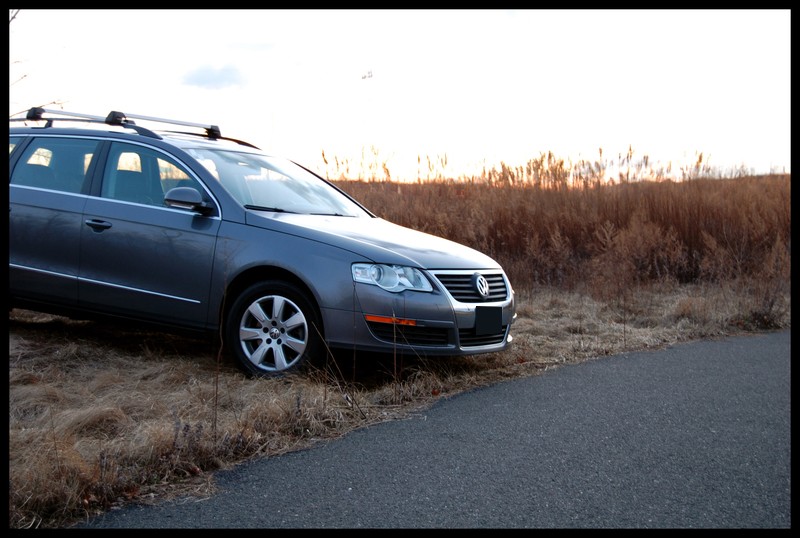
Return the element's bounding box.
[78,330,791,529]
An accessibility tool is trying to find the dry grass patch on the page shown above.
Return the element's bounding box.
[9,280,790,529]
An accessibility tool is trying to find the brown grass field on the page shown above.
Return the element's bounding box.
[8,161,791,529]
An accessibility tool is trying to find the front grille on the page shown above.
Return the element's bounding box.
[367,322,450,347]
[431,271,509,303]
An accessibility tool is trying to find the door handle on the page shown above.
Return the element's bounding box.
[84,219,112,231]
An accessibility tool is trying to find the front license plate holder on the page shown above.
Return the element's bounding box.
[475,306,502,335]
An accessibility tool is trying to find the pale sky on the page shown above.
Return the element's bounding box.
[9,9,791,180]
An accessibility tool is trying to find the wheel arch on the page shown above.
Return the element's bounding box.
[220,266,325,340]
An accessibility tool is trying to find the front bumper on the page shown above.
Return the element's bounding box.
[321,269,515,355]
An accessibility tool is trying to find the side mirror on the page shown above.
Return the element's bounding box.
[164,186,214,215]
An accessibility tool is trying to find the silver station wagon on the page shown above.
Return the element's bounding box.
[9,108,516,377]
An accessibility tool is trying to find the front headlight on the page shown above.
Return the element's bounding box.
[352,263,433,293]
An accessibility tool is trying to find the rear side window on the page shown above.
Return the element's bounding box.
[9,136,22,155]
[10,137,100,194]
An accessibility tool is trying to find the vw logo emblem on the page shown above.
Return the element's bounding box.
[472,273,490,299]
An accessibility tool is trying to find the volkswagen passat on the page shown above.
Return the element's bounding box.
[9,108,516,377]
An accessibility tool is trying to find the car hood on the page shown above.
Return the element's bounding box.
[246,212,500,270]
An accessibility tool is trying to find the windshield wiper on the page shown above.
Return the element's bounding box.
[310,212,355,217]
[244,205,298,213]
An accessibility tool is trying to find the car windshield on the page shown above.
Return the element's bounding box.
[185,147,370,217]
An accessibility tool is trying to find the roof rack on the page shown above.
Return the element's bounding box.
[10,107,222,140]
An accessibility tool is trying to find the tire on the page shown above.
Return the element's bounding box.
[224,280,323,377]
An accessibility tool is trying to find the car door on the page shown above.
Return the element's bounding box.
[78,141,222,329]
[9,135,98,306]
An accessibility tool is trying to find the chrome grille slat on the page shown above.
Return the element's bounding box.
[431,271,509,302]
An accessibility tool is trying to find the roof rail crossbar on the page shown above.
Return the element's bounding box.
[8,107,113,129]
[110,111,222,139]
[28,108,109,122]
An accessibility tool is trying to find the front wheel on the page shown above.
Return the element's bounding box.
[224,281,323,377]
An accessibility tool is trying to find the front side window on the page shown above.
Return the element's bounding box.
[101,142,202,206]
